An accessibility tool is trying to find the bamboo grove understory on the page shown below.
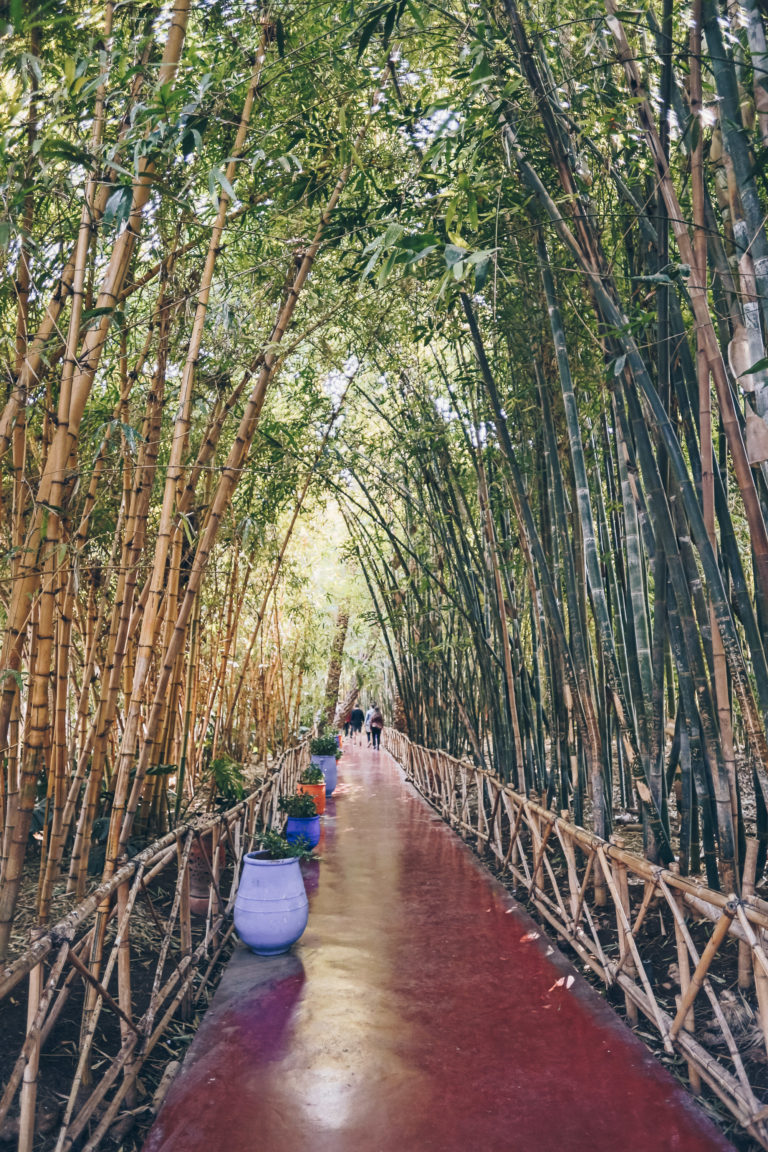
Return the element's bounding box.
[5,0,768,1144]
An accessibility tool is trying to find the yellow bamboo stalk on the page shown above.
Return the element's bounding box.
[105,34,268,878]
[0,0,192,961]
[115,65,395,856]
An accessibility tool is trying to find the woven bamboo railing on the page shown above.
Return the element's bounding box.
[0,740,308,1152]
[384,729,768,1149]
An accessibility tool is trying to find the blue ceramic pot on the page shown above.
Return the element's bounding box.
[234,851,309,956]
[311,753,338,796]
[285,814,321,849]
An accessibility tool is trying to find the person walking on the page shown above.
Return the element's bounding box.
[349,704,365,744]
[364,704,374,747]
[370,703,384,750]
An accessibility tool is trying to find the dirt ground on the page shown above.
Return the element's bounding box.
[0,860,237,1152]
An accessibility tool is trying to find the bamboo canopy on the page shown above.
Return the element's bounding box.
[6,0,768,1143]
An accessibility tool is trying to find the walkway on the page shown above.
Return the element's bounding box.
[144,743,733,1152]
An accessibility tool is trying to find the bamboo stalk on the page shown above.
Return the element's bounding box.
[17,955,43,1152]
[0,943,69,1127]
[178,835,193,1021]
[105,36,269,881]
[740,839,760,989]
[114,68,395,857]
[610,838,639,1026]
[0,0,193,961]
[669,900,737,1040]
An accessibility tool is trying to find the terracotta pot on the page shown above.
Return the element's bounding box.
[297,780,326,815]
[188,833,225,916]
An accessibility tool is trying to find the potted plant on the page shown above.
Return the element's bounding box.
[279,792,321,849]
[310,733,342,796]
[234,830,313,956]
[188,756,246,915]
[297,764,326,815]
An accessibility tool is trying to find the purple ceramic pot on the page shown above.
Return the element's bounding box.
[285,814,321,849]
[234,850,308,956]
[311,754,338,796]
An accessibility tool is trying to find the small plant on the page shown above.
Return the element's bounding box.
[255,829,314,860]
[310,733,341,758]
[206,755,246,806]
[279,792,318,818]
[299,765,324,785]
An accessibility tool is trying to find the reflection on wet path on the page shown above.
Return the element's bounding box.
[144,743,734,1152]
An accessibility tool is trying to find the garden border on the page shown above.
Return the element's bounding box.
[0,741,308,1152]
[384,728,768,1149]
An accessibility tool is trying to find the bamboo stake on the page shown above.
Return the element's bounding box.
[669,899,737,1039]
[116,881,135,1105]
[17,954,44,1152]
[67,950,138,1034]
[0,943,69,1127]
[734,902,768,1062]
[610,837,639,1026]
[740,839,760,989]
[178,835,193,1021]
[557,814,581,921]
[666,863,703,1093]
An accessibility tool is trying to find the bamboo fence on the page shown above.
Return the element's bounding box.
[384,729,768,1148]
[0,741,308,1152]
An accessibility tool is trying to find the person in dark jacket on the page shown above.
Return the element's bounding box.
[369,704,384,750]
[349,705,365,744]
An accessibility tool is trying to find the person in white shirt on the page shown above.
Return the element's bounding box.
[364,706,374,747]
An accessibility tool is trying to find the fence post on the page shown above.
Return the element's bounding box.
[18,952,43,1152]
[210,823,223,945]
[610,838,639,1026]
[116,881,136,1105]
[739,838,759,990]
[669,900,737,1043]
[559,813,580,923]
[667,864,701,1092]
[178,834,193,1020]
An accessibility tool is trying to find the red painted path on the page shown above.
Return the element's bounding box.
[144,743,733,1152]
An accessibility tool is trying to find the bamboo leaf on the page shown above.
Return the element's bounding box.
[444,243,467,268]
[103,185,133,232]
[740,356,768,376]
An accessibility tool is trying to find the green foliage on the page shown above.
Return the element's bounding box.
[1,0,767,936]
[279,792,318,817]
[299,765,324,784]
[206,757,245,803]
[310,734,339,756]
[254,829,314,860]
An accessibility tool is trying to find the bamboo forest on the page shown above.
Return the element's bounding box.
[8,0,768,1148]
